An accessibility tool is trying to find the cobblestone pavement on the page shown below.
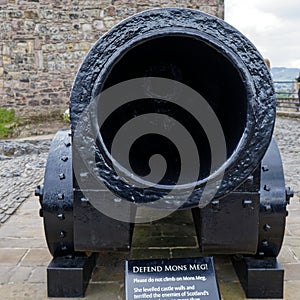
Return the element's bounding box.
[0,140,51,225]
[0,116,299,299]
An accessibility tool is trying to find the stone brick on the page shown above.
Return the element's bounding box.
[103,16,116,28]
[34,50,44,69]
[2,44,11,56]
[51,99,63,105]
[190,0,219,5]
[66,43,73,51]
[82,23,92,31]
[24,20,35,32]
[92,19,104,31]
[3,56,11,65]
[104,6,116,17]
[41,99,50,105]
[24,10,39,19]
[8,10,23,18]
[28,100,40,106]
[79,42,91,51]
[0,0,224,121]
[199,5,218,16]
[69,12,79,20]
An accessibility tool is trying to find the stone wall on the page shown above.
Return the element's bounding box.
[0,0,224,120]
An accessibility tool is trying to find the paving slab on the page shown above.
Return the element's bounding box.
[0,196,299,299]
[21,249,52,266]
[0,116,299,299]
[0,248,28,266]
[9,266,33,283]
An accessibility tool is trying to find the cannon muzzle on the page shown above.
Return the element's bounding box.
[71,8,275,209]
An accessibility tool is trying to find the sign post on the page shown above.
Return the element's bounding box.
[125,257,220,300]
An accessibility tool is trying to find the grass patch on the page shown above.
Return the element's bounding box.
[63,108,70,123]
[0,108,19,138]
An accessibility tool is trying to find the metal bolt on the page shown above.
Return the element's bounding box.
[61,156,68,162]
[262,240,269,247]
[264,224,272,231]
[35,185,43,197]
[81,197,89,207]
[211,200,220,211]
[113,198,122,203]
[264,203,272,212]
[65,142,71,147]
[59,173,65,180]
[243,199,253,208]
[264,184,271,191]
[35,185,40,196]
[246,175,254,185]
[57,213,65,220]
[286,186,294,204]
[58,193,64,200]
[80,172,88,178]
[262,165,269,172]
[60,231,66,238]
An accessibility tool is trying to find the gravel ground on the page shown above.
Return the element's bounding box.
[274,117,300,195]
[0,116,299,225]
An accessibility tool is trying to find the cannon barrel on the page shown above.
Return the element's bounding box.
[37,8,290,298]
[71,8,275,208]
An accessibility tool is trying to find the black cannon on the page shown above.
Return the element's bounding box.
[36,8,293,298]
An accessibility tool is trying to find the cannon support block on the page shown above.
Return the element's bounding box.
[232,256,284,298]
[47,254,97,298]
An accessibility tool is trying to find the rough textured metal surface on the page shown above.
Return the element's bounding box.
[257,139,287,257]
[193,191,260,255]
[70,8,275,208]
[192,139,286,256]
[73,190,135,251]
[42,130,74,256]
